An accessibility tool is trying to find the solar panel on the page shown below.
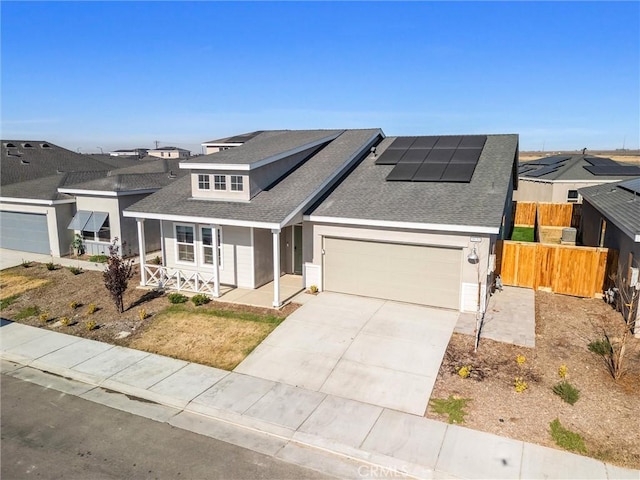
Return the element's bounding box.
[398,148,431,163]
[526,156,571,166]
[388,137,417,149]
[433,136,462,149]
[424,148,455,163]
[386,163,421,181]
[584,165,640,176]
[458,136,487,149]
[412,163,448,181]
[441,163,478,182]
[411,136,439,149]
[619,178,640,195]
[584,156,617,166]
[524,166,560,178]
[518,166,535,174]
[375,149,406,165]
[450,148,482,164]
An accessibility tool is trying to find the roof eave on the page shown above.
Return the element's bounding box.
[0,196,76,206]
[122,210,280,230]
[58,188,160,197]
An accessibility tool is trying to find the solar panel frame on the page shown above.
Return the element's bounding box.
[525,165,561,178]
[375,149,406,165]
[619,178,640,195]
[440,163,478,182]
[412,162,448,181]
[584,165,640,176]
[433,136,463,149]
[584,157,618,166]
[386,163,421,181]
[526,156,570,166]
[387,137,417,149]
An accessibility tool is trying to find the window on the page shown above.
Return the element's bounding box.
[97,216,110,241]
[230,175,244,191]
[161,152,165,157]
[214,175,226,190]
[81,213,110,242]
[176,225,195,262]
[567,190,579,202]
[198,174,210,190]
[202,227,223,267]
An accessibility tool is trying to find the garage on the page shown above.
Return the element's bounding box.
[323,237,462,309]
[0,211,51,254]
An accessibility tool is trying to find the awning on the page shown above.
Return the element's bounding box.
[67,210,108,232]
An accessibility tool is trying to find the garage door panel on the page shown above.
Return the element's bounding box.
[0,211,51,254]
[324,237,461,309]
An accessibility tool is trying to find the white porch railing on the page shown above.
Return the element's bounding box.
[143,264,217,296]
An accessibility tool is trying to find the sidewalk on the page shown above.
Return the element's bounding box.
[1,320,637,480]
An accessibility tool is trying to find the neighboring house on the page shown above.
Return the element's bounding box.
[148,146,190,159]
[201,131,264,154]
[109,148,149,158]
[515,154,640,203]
[125,130,518,312]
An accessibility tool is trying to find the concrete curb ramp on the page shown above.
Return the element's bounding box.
[1,321,637,480]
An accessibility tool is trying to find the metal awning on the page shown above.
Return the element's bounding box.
[67,210,108,232]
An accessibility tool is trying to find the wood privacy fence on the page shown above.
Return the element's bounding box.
[514,202,536,226]
[513,202,582,228]
[496,240,618,298]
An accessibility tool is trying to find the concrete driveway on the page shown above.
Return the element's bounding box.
[234,292,458,415]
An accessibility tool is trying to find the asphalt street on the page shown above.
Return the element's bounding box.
[1,375,333,480]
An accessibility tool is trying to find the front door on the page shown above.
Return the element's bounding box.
[293,225,303,275]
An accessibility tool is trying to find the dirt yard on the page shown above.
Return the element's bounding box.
[0,262,296,369]
[427,291,640,469]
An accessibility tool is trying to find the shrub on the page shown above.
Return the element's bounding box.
[46,262,57,271]
[558,364,568,379]
[102,239,134,313]
[516,354,526,366]
[89,254,109,263]
[429,396,471,424]
[553,381,580,405]
[85,320,98,331]
[69,301,79,310]
[87,303,97,315]
[60,316,70,326]
[138,308,148,321]
[167,293,188,304]
[15,305,40,320]
[514,377,528,393]
[150,255,162,265]
[0,294,20,310]
[309,285,319,294]
[68,266,83,275]
[550,419,587,454]
[458,365,472,379]
[39,312,49,323]
[21,259,31,268]
[191,294,210,306]
[588,338,612,357]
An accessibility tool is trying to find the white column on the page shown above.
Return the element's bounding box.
[212,224,220,297]
[159,220,166,265]
[136,218,147,286]
[272,228,281,308]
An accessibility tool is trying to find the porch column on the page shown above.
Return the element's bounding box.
[159,220,166,265]
[212,224,220,297]
[272,228,281,308]
[136,218,147,286]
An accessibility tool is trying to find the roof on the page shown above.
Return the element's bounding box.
[308,134,519,232]
[518,154,640,181]
[185,129,344,167]
[150,146,190,152]
[579,178,640,242]
[124,129,382,227]
[1,140,112,186]
[203,131,264,145]
[0,171,108,201]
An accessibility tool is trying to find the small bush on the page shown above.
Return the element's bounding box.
[46,262,57,271]
[553,381,580,405]
[514,377,528,393]
[558,364,568,379]
[150,255,162,265]
[68,266,83,275]
[89,254,108,263]
[15,305,40,320]
[167,293,188,304]
[429,395,471,424]
[588,338,612,357]
[60,316,70,326]
[87,303,98,315]
[458,365,472,379]
[69,301,79,310]
[85,320,97,331]
[39,312,49,323]
[138,308,148,321]
[550,419,587,454]
[309,285,318,294]
[516,354,526,365]
[0,294,20,310]
[21,259,31,268]
[191,294,210,306]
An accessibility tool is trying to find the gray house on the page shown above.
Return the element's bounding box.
[125,129,519,312]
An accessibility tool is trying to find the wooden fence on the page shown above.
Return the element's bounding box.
[514,202,536,226]
[537,203,573,227]
[496,240,618,298]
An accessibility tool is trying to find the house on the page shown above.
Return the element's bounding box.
[147,146,190,159]
[515,154,640,203]
[124,130,519,312]
[109,148,149,158]
[201,131,264,154]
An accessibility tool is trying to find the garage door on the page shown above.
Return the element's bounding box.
[323,237,461,309]
[0,211,51,254]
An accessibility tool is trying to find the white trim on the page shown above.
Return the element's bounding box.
[199,225,223,270]
[123,210,280,229]
[249,227,255,289]
[518,177,622,185]
[174,223,196,265]
[197,174,211,191]
[201,142,244,147]
[0,196,75,206]
[182,133,342,171]
[280,130,382,228]
[304,215,500,234]
[635,234,640,242]
[57,188,159,197]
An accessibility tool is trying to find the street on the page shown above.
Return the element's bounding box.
[1,374,332,480]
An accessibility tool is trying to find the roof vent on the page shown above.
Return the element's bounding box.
[370,146,377,158]
[56,168,64,174]
[20,159,30,165]
[23,143,33,148]
[168,170,177,179]
[5,142,16,148]
[41,143,51,148]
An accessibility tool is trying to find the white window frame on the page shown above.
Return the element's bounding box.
[197,174,210,190]
[567,190,579,203]
[230,175,244,192]
[174,223,196,264]
[200,226,223,269]
[214,175,227,191]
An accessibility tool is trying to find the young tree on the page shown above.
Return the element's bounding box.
[103,238,134,313]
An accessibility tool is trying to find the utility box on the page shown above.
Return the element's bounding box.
[561,227,577,245]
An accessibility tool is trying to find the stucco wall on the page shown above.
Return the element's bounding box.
[253,228,274,288]
[513,180,553,202]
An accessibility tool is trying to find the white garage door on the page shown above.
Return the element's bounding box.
[0,211,51,254]
[323,237,462,309]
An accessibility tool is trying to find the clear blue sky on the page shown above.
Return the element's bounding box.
[2,1,638,153]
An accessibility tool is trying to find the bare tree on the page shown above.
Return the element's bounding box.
[103,238,134,313]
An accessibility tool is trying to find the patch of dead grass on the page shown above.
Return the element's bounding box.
[128,311,278,370]
[0,273,49,299]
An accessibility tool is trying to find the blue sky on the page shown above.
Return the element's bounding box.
[1,1,638,153]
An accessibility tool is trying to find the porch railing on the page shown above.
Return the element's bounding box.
[143,264,217,296]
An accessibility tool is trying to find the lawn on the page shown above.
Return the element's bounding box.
[511,226,535,242]
[0,262,295,370]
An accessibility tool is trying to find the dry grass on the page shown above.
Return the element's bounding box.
[0,273,49,299]
[128,309,280,370]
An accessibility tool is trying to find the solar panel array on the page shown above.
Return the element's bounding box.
[619,178,640,195]
[584,156,618,167]
[377,135,487,183]
[583,165,640,176]
[525,155,571,166]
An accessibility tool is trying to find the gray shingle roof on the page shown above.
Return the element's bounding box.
[1,171,109,201]
[579,178,640,241]
[309,134,519,231]
[519,154,636,181]
[125,129,382,227]
[204,131,264,144]
[185,130,344,166]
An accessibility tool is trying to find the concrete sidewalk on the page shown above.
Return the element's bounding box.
[1,321,637,480]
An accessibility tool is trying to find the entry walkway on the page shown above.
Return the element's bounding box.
[1,320,635,479]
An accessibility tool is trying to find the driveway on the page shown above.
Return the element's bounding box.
[234,292,458,415]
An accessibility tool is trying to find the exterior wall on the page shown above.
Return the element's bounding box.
[280,226,293,274]
[513,179,553,202]
[117,194,161,256]
[0,201,73,257]
[253,228,274,288]
[190,172,250,201]
[304,222,492,312]
[74,196,121,254]
[148,149,189,159]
